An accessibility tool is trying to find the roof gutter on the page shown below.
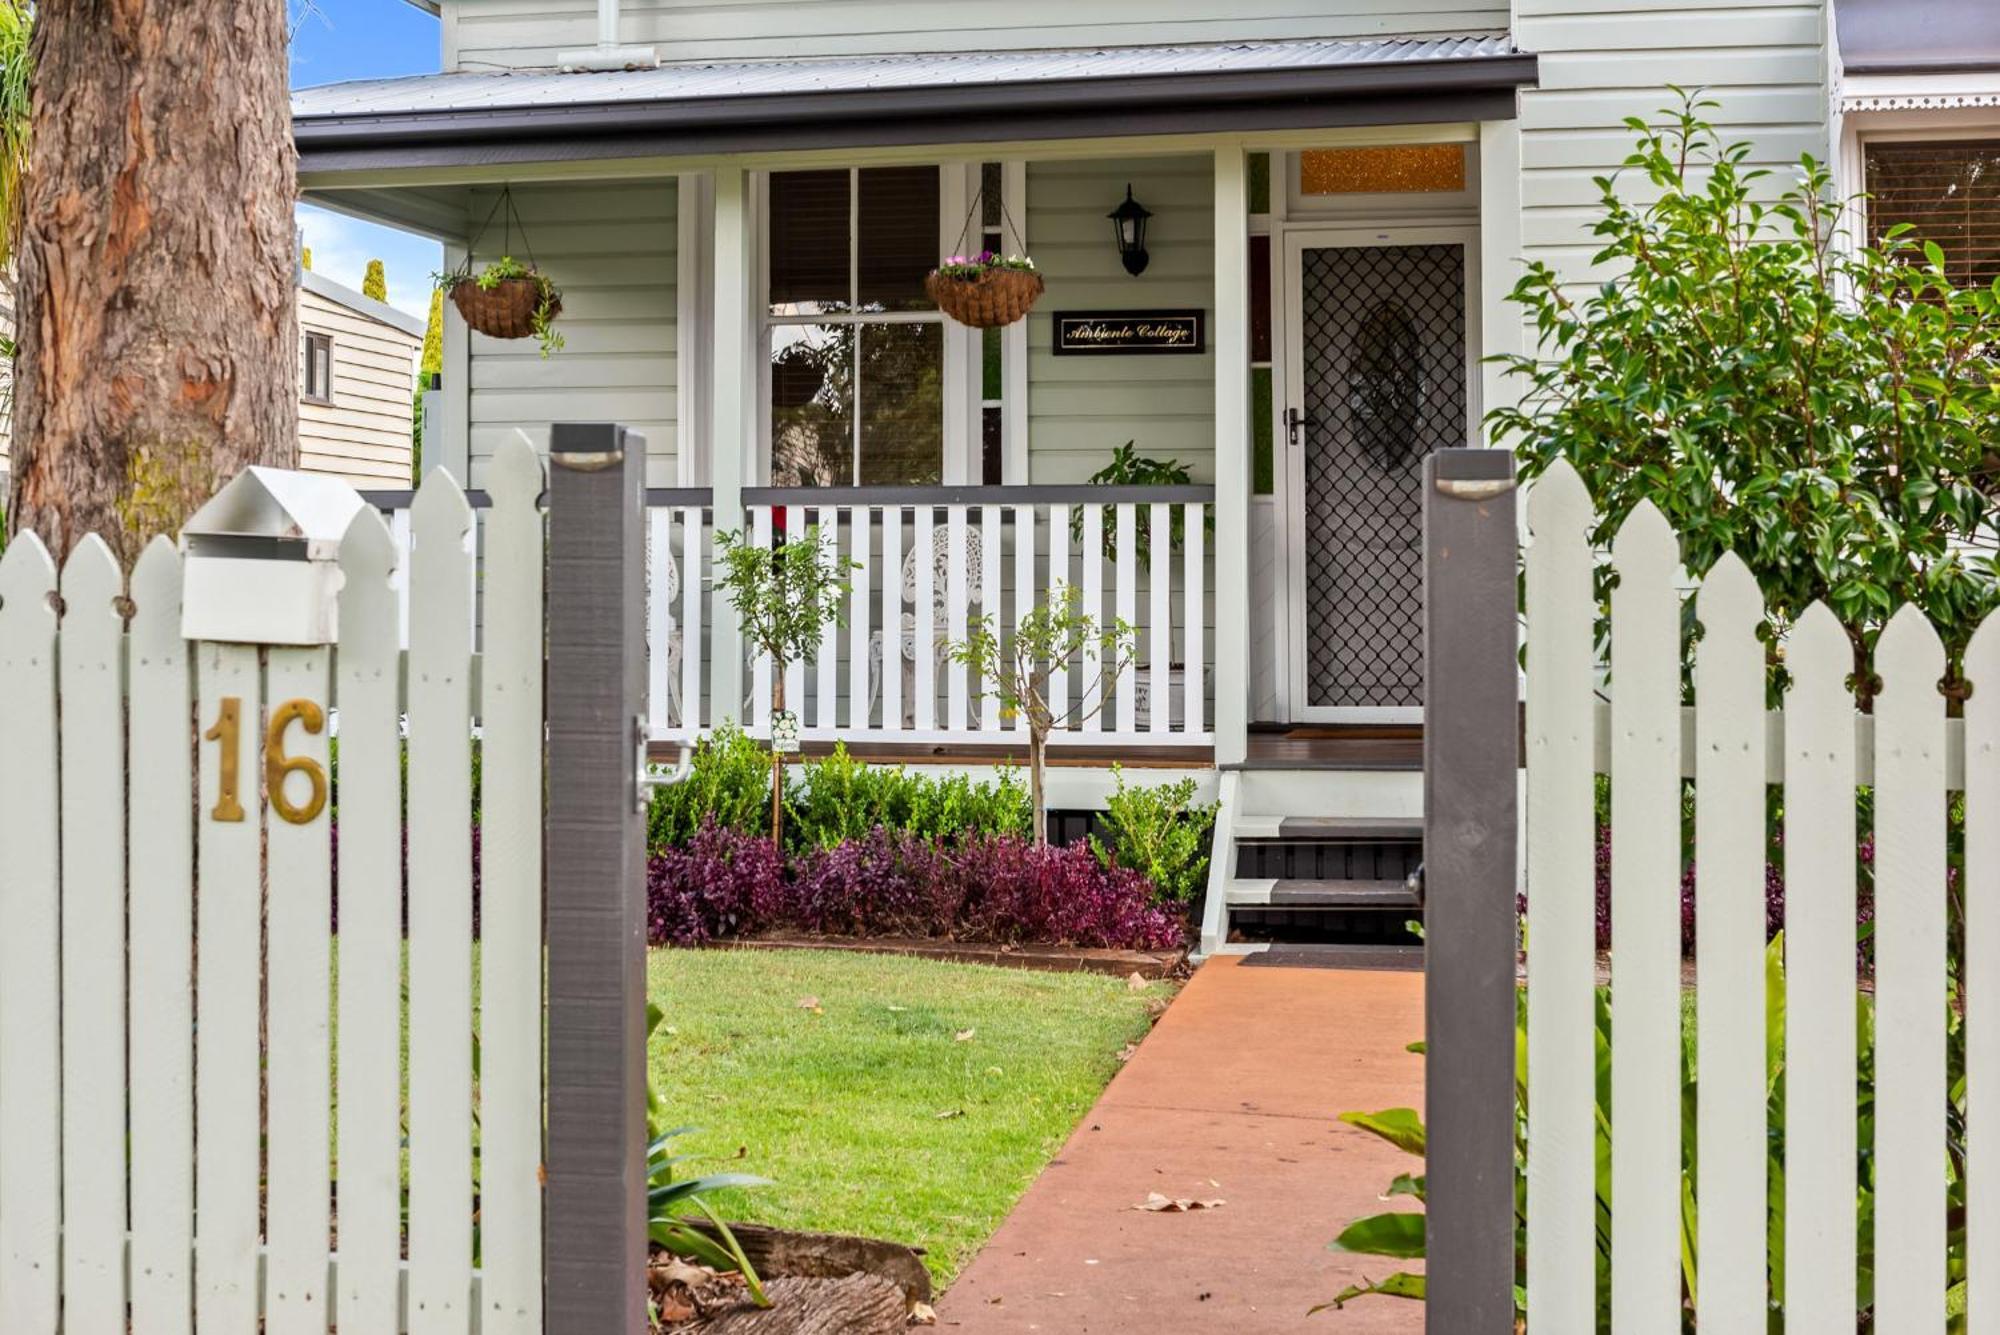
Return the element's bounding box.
[294,52,1539,175]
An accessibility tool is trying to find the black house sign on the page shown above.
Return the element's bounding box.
[1052,309,1205,356]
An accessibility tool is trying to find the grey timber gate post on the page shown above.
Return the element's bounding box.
[1422,448,1520,1330]
[544,422,650,1332]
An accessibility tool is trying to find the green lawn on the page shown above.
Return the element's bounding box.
[646,948,1170,1285]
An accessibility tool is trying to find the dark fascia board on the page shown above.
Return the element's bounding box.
[1843,59,2000,75]
[295,53,1537,175]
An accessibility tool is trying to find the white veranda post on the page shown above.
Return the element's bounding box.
[1212,145,1251,768]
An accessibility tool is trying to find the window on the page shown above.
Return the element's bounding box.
[1865,138,2000,288]
[302,331,334,404]
[766,166,943,486]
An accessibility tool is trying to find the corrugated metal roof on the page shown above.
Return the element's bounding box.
[1835,0,2000,73]
[293,33,1515,119]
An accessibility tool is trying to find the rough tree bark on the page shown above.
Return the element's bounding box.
[9,0,298,563]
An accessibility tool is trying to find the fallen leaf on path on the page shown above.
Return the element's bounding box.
[935,1108,965,1120]
[796,996,823,1014]
[908,1301,938,1325]
[954,1028,976,1042]
[1126,971,1149,991]
[1132,1192,1225,1213]
[1115,1043,1139,1063]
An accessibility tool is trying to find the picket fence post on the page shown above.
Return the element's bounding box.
[1421,448,1521,1331]
[544,422,651,1334]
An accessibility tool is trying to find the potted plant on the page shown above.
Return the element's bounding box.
[924,250,1043,329]
[439,255,565,357]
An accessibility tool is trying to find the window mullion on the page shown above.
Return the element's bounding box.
[850,168,862,487]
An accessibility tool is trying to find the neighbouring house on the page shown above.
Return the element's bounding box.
[0,276,422,497]
[291,0,2000,955]
[296,268,425,487]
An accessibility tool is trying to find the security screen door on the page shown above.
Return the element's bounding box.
[1285,231,1475,719]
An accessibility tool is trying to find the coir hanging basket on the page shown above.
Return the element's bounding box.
[925,266,1045,330]
[448,273,561,341]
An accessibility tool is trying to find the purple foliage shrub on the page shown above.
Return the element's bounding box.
[646,820,785,947]
[641,825,1187,951]
[783,828,957,937]
[946,836,1185,951]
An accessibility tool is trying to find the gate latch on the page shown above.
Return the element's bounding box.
[1284,407,1317,448]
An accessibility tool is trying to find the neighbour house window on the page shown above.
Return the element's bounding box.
[302,331,334,404]
[767,166,944,487]
[1864,138,2000,288]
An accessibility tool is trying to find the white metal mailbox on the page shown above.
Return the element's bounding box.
[180,466,367,645]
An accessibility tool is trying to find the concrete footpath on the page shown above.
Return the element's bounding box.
[935,954,1427,1333]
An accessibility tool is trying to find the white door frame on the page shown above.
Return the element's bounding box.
[1280,223,1482,724]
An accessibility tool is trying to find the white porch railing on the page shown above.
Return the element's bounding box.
[364,482,1216,751]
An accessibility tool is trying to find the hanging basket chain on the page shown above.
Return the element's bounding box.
[447,184,564,349]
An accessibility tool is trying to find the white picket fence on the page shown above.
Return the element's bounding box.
[1523,459,1992,1329]
[0,440,547,1334]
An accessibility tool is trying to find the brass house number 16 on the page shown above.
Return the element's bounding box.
[203,695,329,825]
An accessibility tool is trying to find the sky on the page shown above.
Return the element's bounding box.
[290,0,445,318]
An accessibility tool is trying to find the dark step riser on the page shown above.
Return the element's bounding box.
[1236,841,1422,882]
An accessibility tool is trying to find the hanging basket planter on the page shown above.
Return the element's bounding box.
[925,255,1044,330]
[434,187,567,356]
[448,271,562,341]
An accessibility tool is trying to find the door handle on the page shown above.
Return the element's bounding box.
[1284,407,1317,447]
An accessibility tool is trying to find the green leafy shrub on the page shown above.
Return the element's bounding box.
[1492,93,2000,703]
[1090,764,1216,905]
[782,745,1028,850]
[647,723,771,848]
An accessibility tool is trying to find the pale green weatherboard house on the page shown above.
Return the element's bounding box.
[292,0,2000,954]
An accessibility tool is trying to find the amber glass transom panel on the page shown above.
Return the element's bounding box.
[1301,145,1466,195]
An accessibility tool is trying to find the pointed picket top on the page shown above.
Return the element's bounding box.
[58,533,123,619]
[487,437,543,514]
[1527,458,1593,542]
[1609,497,1677,570]
[1789,601,1850,673]
[339,505,399,586]
[128,537,183,661]
[1878,601,1947,689]
[1696,551,1764,638]
[411,464,474,546]
[0,529,57,615]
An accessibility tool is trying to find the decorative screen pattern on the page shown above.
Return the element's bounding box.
[1300,243,1467,708]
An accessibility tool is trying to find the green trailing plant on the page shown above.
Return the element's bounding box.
[644,1005,771,1305]
[1073,441,1214,564]
[1491,92,2000,705]
[1324,935,1969,1328]
[714,527,858,849]
[1089,764,1217,906]
[948,583,1137,845]
[434,255,566,358]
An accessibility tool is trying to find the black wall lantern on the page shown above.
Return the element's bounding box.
[1108,185,1152,277]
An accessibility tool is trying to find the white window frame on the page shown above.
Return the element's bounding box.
[1835,79,2000,262]
[302,330,335,405]
[755,165,972,487]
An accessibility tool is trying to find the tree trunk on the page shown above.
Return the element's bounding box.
[770,669,786,848]
[9,0,298,564]
[1029,729,1047,845]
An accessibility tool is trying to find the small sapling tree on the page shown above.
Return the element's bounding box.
[950,582,1136,844]
[715,526,856,847]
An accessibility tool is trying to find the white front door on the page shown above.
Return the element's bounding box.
[1282,226,1480,723]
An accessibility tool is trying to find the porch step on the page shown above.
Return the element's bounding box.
[1236,815,1424,843]
[1226,878,1422,911]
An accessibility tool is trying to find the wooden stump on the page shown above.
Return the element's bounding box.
[696,1274,907,1334]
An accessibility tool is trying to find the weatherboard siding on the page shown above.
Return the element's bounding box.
[298,287,421,488]
[442,0,1510,69]
[1516,0,1831,285]
[1026,156,1215,486]
[465,179,678,489]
